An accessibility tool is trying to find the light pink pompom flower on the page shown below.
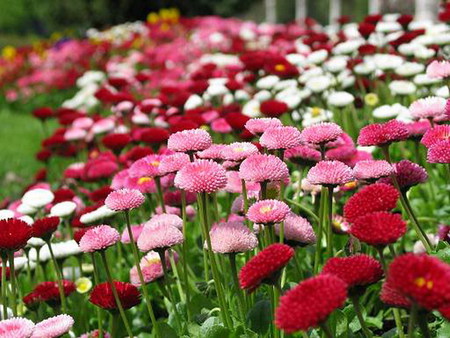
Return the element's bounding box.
[245,118,283,135]
[409,97,447,121]
[130,251,172,285]
[307,160,354,186]
[137,224,184,252]
[426,60,450,79]
[196,144,227,160]
[0,317,35,338]
[159,153,190,174]
[285,145,321,166]
[421,124,450,148]
[105,188,145,211]
[111,169,130,190]
[222,142,259,162]
[174,160,227,193]
[300,122,343,145]
[357,120,409,147]
[121,224,144,244]
[167,129,212,153]
[427,140,450,164]
[353,160,394,181]
[225,171,260,194]
[260,126,302,150]
[247,199,291,224]
[208,221,258,253]
[275,213,316,246]
[146,213,183,230]
[128,154,165,178]
[124,175,156,194]
[79,225,120,253]
[239,154,289,183]
[31,314,74,338]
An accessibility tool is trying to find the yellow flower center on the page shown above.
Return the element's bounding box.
[275,64,286,72]
[76,277,93,294]
[344,181,357,189]
[259,205,273,214]
[233,147,245,152]
[138,177,153,185]
[364,93,379,106]
[311,107,322,117]
[414,277,433,289]
[150,161,160,167]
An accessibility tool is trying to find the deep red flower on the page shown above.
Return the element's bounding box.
[239,243,294,292]
[358,23,376,39]
[260,100,289,118]
[169,120,199,133]
[387,254,450,310]
[364,14,382,25]
[53,188,76,203]
[32,280,76,306]
[0,218,33,252]
[33,107,54,120]
[380,281,411,308]
[102,133,132,152]
[322,254,383,290]
[343,183,400,224]
[225,112,250,131]
[358,44,377,55]
[350,211,406,246]
[120,146,153,165]
[275,274,347,333]
[89,186,113,203]
[36,149,52,162]
[397,14,413,30]
[89,281,141,310]
[439,306,450,320]
[139,127,170,144]
[23,292,41,310]
[33,217,60,241]
[357,120,410,147]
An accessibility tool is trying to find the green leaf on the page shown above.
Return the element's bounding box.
[246,299,272,335]
[365,316,383,329]
[200,317,230,338]
[435,247,450,264]
[437,321,450,337]
[191,293,215,312]
[154,322,178,338]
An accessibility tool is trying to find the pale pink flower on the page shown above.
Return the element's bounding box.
[409,97,446,120]
[137,224,184,252]
[31,314,74,338]
[130,251,170,285]
[167,129,212,153]
[247,199,291,224]
[159,153,190,174]
[222,142,259,162]
[245,118,283,135]
[260,126,302,150]
[79,225,120,253]
[174,160,227,193]
[285,145,321,166]
[124,175,156,194]
[426,60,450,79]
[128,155,165,178]
[225,171,260,194]
[105,188,145,211]
[300,122,343,145]
[239,154,289,183]
[0,317,34,338]
[275,213,316,246]
[64,128,87,141]
[111,169,130,190]
[146,213,183,230]
[208,221,258,253]
[121,224,144,244]
[353,160,394,181]
[307,160,354,186]
[196,144,228,160]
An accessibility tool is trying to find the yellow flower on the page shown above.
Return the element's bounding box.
[76,277,93,294]
[2,46,16,61]
[364,93,379,106]
[147,12,159,24]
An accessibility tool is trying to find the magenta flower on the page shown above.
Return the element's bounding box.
[260,126,302,150]
[128,154,165,178]
[31,314,74,338]
[137,224,184,252]
[405,120,431,140]
[208,221,258,253]
[307,160,354,186]
[0,317,35,338]
[146,213,183,230]
[245,118,282,135]
[174,160,227,193]
[353,160,394,181]
[222,142,259,162]
[409,97,447,121]
[167,129,212,153]
[105,188,145,211]
[285,145,321,166]
[421,124,450,148]
[427,140,450,164]
[239,154,289,183]
[379,160,428,191]
[159,153,190,174]
[275,213,316,246]
[357,120,409,147]
[300,122,343,145]
[247,199,291,224]
[79,225,120,253]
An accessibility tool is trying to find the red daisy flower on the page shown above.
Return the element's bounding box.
[32,280,76,306]
[380,281,411,308]
[275,274,347,333]
[33,217,60,241]
[239,243,294,292]
[0,218,33,252]
[260,100,289,117]
[73,227,94,244]
[89,281,141,310]
[387,254,450,310]
[357,120,409,147]
[102,133,132,152]
[343,183,400,224]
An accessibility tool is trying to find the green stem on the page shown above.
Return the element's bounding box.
[1,255,8,319]
[326,186,334,257]
[350,296,372,338]
[320,321,334,338]
[46,241,67,313]
[155,176,166,213]
[407,303,419,338]
[417,312,431,338]
[229,254,247,322]
[124,211,160,337]
[313,187,327,274]
[180,191,192,321]
[91,253,103,338]
[99,251,133,338]
[169,250,185,302]
[7,254,17,316]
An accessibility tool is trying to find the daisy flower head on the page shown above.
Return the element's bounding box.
[104,188,145,211]
[31,314,74,338]
[79,225,120,253]
[239,154,289,183]
[306,160,354,187]
[208,221,258,254]
[167,129,212,153]
[174,160,227,193]
[357,120,409,147]
[260,126,302,150]
[246,200,290,224]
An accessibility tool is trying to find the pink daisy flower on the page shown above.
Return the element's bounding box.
[426,60,450,79]
[167,129,212,153]
[344,150,373,168]
[124,175,156,194]
[208,221,258,253]
[285,145,321,166]
[146,213,183,230]
[121,224,144,244]
[245,118,283,136]
[307,160,354,186]
[104,188,145,211]
[427,140,450,164]
[326,146,357,162]
[275,213,316,246]
[211,118,232,134]
[196,144,227,160]
[137,224,184,252]
[174,160,227,193]
[0,317,35,338]
[130,251,172,285]
[79,225,120,253]
[128,154,165,178]
[300,122,343,145]
[405,120,431,140]
[357,120,410,147]
[222,142,259,162]
[421,124,450,148]
[409,97,447,120]
[239,154,289,183]
[260,126,302,150]
[378,160,428,191]
[31,314,74,338]
[111,169,130,190]
[225,171,260,194]
[247,199,291,224]
[353,160,394,181]
[159,153,190,174]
